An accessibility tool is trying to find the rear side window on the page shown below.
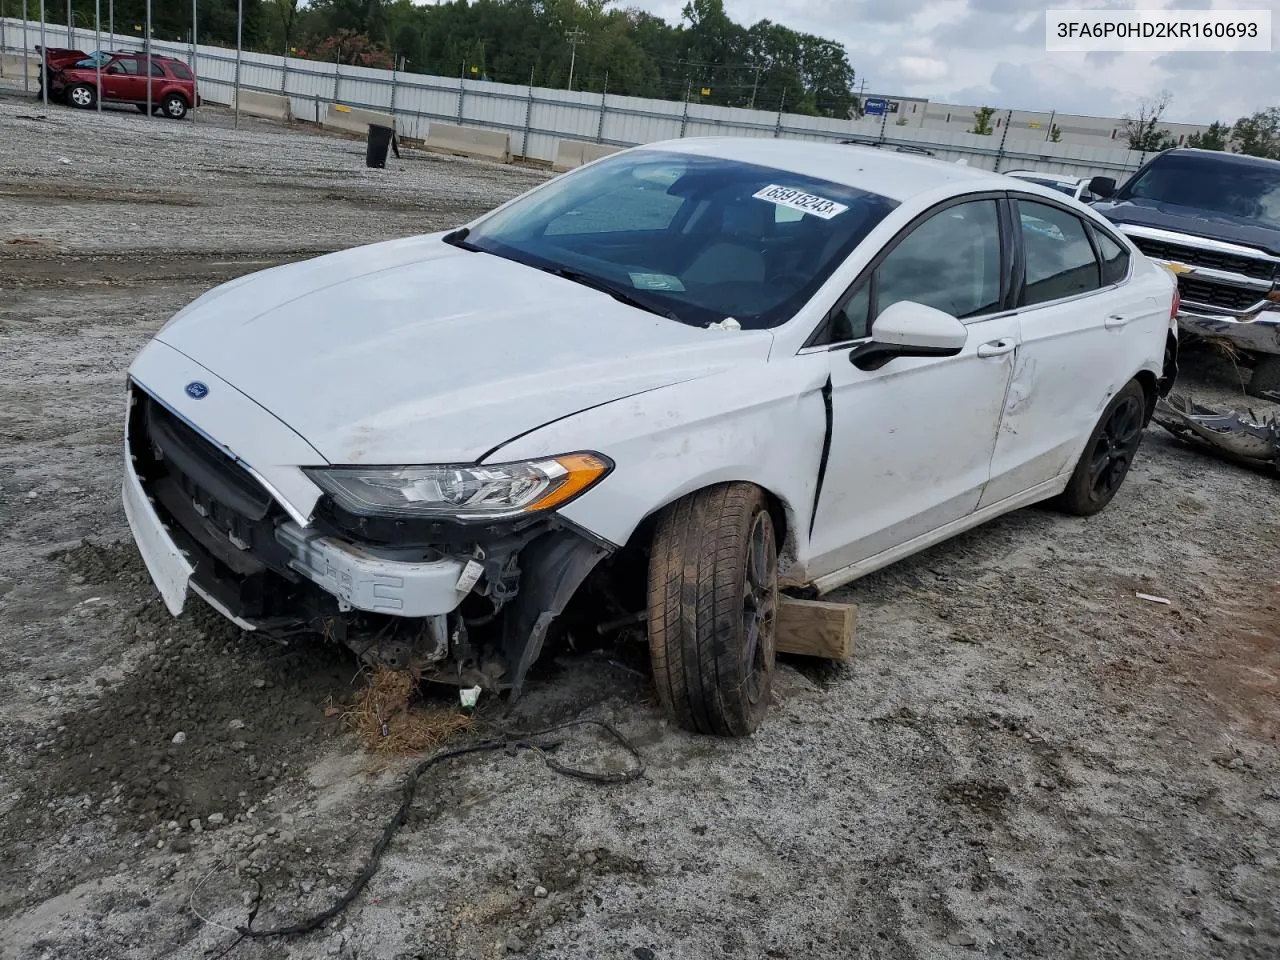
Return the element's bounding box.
[148,60,166,77]
[1017,200,1101,305]
[169,62,193,80]
[1094,229,1130,285]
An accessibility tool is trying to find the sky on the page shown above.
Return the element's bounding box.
[630,0,1280,124]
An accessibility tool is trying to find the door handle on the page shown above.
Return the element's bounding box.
[1105,313,1139,329]
[977,339,1016,358]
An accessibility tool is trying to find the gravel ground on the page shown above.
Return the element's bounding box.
[2,86,1279,960]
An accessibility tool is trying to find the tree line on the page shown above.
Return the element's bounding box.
[40,0,860,118]
[1122,92,1279,159]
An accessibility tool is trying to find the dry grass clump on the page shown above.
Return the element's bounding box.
[341,667,473,755]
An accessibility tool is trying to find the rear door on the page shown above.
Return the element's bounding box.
[981,195,1164,505]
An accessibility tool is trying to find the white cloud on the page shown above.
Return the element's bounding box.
[626,0,1280,122]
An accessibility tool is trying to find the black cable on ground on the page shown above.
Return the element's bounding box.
[217,718,643,943]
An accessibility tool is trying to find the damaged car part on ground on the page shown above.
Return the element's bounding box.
[124,138,1178,737]
[1152,393,1280,473]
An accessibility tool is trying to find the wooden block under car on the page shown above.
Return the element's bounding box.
[775,597,857,659]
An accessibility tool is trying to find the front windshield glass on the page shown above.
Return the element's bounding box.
[464,150,898,328]
[1119,153,1280,229]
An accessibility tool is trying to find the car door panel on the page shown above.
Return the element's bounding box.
[982,198,1162,506]
[809,316,1019,577]
[807,196,1017,578]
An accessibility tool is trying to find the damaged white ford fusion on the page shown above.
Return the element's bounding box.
[123,138,1178,736]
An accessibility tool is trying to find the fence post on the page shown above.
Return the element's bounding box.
[773,90,785,137]
[455,60,464,122]
[595,71,607,144]
[389,57,397,118]
[877,105,888,144]
[679,79,690,138]
[993,108,1012,171]
[1,2,7,79]
[520,65,533,158]
[332,51,341,105]
[21,0,29,92]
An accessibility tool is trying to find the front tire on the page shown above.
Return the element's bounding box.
[67,84,96,109]
[1055,379,1147,516]
[647,483,778,737]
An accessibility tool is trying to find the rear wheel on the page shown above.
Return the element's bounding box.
[67,84,96,109]
[647,483,777,737]
[163,94,188,120]
[1055,379,1147,516]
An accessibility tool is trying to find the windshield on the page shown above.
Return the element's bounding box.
[1118,153,1280,229]
[462,150,898,328]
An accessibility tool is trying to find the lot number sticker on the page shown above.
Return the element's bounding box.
[752,184,849,220]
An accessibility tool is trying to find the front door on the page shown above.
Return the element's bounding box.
[808,197,1019,578]
[101,58,142,102]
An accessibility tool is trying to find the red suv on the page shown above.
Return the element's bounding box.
[53,52,199,120]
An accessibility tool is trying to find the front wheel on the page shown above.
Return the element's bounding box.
[1055,379,1147,516]
[67,84,96,109]
[647,483,778,737]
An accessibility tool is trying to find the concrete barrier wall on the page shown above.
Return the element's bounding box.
[424,122,510,163]
[325,103,394,136]
[236,90,291,121]
[553,138,623,171]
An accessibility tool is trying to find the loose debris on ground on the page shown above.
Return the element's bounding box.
[2,87,1280,960]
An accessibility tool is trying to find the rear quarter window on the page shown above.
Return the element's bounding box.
[169,62,193,80]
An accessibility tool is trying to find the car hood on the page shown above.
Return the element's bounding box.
[157,234,773,464]
[1094,198,1280,258]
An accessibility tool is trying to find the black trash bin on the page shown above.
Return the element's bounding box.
[366,124,395,169]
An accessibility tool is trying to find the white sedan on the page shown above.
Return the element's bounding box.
[122,138,1178,737]
[1003,169,1101,203]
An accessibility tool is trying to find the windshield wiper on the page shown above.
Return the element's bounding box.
[442,227,481,251]
[545,267,685,323]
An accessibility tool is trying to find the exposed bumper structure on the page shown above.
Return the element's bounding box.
[1153,394,1280,471]
[122,379,610,694]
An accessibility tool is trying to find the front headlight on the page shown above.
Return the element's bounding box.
[305,453,612,520]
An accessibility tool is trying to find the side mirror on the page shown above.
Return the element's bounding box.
[849,301,967,371]
[1088,176,1117,199]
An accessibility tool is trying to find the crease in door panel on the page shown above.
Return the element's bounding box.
[809,376,834,538]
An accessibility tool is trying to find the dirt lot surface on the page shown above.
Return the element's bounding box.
[2,87,1279,960]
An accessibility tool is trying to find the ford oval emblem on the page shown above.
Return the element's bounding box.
[184,381,209,400]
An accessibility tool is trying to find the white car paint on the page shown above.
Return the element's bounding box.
[1003,170,1097,203]
[124,137,1175,629]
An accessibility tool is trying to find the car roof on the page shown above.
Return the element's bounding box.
[640,137,1012,202]
[1004,170,1087,184]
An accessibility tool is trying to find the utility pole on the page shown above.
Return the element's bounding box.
[564,26,585,91]
[65,0,71,44]
[747,60,762,110]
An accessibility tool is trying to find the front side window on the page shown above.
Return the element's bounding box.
[111,58,140,75]
[462,150,899,329]
[876,200,1003,320]
[1017,200,1101,305]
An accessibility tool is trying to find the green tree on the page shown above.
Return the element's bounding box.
[1048,124,1061,142]
[970,106,995,135]
[1186,121,1230,151]
[1231,108,1280,159]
